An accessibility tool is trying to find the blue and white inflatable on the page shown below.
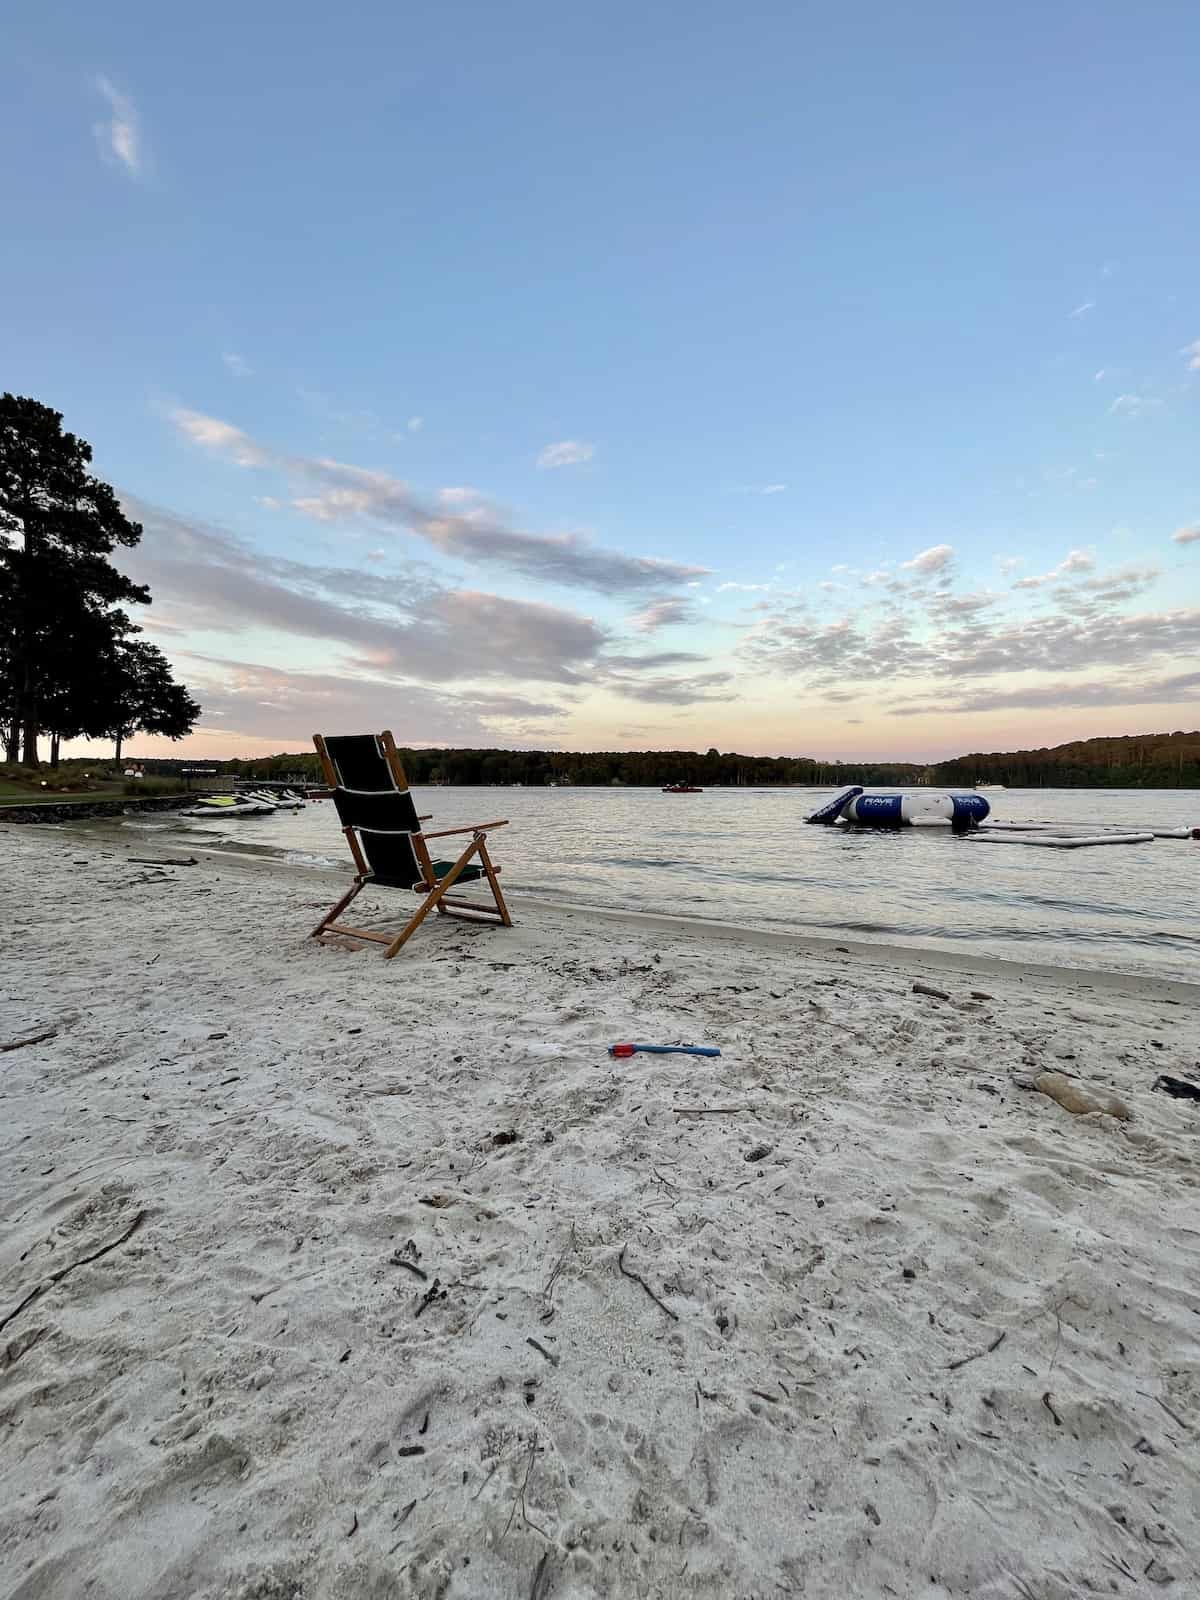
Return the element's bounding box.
[805,786,989,830]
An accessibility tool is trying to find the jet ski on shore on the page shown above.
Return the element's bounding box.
[182,793,276,818]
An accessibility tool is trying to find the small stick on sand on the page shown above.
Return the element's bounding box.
[912,983,951,1001]
[0,1209,147,1335]
[1042,1391,1062,1427]
[1,1029,58,1054]
[947,1329,1006,1371]
[529,1551,553,1600]
[617,1245,678,1322]
[673,1106,750,1116]
[526,1336,559,1367]
[504,1438,542,1538]
[1137,1390,1192,1431]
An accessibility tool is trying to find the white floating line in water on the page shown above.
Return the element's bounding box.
[979,823,1196,841]
[967,831,1157,849]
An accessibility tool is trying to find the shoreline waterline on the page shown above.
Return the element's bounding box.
[51,820,1200,1005]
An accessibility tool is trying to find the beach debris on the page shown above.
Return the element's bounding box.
[540,1225,577,1323]
[1028,1071,1132,1121]
[912,983,951,1001]
[0,1209,147,1337]
[390,1252,428,1281]
[948,1329,1007,1371]
[525,1336,559,1366]
[1,1028,57,1053]
[1042,1392,1062,1427]
[418,1194,455,1208]
[529,1550,555,1600]
[414,1278,446,1318]
[674,1105,750,1116]
[490,1129,520,1146]
[616,1244,678,1322]
[609,1042,721,1059]
[744,1144,772,1162]
[128,856,198,867]
[1137,1390,1192,1431]
[1153,1074,1200,1102]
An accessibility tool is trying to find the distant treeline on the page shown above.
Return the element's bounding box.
[933,730,1200,789]
[147,747,924,788]
[112,728,1200,789]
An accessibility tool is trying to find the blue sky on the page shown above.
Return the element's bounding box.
[4,0,1198,759]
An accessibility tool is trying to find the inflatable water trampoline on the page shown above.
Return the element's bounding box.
[805,786,990,830]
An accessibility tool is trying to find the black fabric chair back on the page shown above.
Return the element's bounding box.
[320,733,425,888]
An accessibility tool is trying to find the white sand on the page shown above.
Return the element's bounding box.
[2,824,1199,1600]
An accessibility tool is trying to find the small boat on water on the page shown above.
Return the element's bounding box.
[662,783,703,794]
[182,794,275,818]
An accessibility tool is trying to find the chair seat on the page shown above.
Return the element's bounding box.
[431,859,488,883]
[368,860,490,890]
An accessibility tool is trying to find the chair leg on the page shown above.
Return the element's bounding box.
[312,878,364,938]
[383,841,480,958]
[476,837,512,927]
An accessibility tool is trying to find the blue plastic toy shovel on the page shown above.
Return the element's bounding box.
[609,1043,721,1058]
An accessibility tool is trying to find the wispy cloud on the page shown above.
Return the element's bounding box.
[177,656,564,747]
[760,483,788,495]
[537,440,594,470]
[997,556,1024,574]
[1109,393,1162,418]
[1069,301,1095,319]
[1175,525,1200,546]
[1012,547,1094,589]
[891,668,1200,716]
[1182,341,1200,372]
[170,408,705,595]
[222,352,253,379]
[901,544,955,575]
[407,416,424,432]
[118,498,605,687]
[1093,369,1107,383]
[599,670,736,705]
[628,598,694,633]
[93,76,144,177]
[173,408,268,467]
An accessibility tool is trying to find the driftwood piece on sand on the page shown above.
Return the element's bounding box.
[1,1029,57,1054]
[1031,1071,1132,1121]
[0,1210,147,1336]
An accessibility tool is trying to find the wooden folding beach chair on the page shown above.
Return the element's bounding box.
[311,730,512,957]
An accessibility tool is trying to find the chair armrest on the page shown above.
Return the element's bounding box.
[418,820,509,840]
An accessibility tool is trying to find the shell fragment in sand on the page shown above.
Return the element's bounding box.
[1033,1070,1132,1121]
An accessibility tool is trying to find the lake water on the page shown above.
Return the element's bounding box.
[129,786,1200,981]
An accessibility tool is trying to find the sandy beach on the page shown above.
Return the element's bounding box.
[2,823,1199,1600]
